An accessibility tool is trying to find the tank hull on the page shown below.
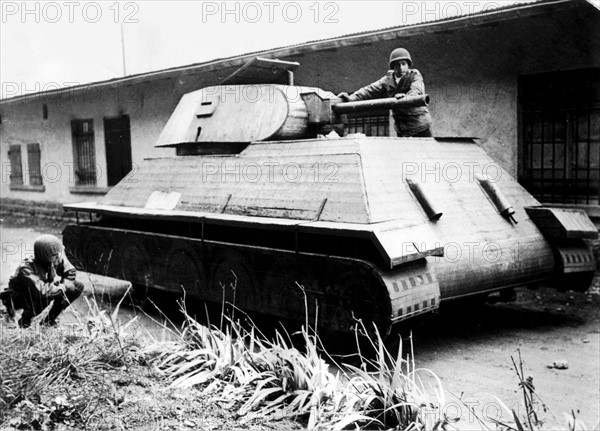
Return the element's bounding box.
[63,137,597,334]
[62,219,556,334]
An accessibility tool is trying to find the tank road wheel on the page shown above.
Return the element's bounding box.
[82,234,115,276]
[551,240,598,292]
[263,268,300,319]
[209,249,259,315]
[165,248,205,299]
[553,271,596,292]
[119,241,153,305]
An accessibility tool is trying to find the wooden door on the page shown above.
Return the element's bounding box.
[104,115,132,187]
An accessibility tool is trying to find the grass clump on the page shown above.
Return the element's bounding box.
[314,324,448,430]
[153,295,594,431]
[0,294,146,428]
[153,300,449,430]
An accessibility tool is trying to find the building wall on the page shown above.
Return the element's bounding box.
[0,68,236,203]
[289,5,600,177]
[290,42,518,174]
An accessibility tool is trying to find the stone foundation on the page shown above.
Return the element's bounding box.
[0,198,77,224]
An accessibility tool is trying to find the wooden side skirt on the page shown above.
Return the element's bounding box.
[63,224,397,334]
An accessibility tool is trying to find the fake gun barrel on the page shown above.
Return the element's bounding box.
[332,94,430,114]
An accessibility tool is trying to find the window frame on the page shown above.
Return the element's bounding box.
[71,118,97,187]
[8,143,46,192]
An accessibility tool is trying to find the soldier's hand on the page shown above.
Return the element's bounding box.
[337,92,350,102]
[395,93,406,99]
[50,283,66,295]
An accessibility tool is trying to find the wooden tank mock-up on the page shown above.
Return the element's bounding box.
[63,84,597,335]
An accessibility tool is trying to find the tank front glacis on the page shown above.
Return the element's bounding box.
[62,84,597,335]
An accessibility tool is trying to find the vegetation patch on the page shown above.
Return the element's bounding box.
[0,293,592,430]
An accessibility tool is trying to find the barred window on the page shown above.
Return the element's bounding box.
[520,69,599,205]
[71,119,96,186]
[8,144,23,186]
[345,111,390,136]
[27,143,43,186]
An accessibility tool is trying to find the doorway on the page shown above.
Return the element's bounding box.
[104,115,133,187]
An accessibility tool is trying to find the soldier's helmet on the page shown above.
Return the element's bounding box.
[34,234,63,264]
[389,48,412,68]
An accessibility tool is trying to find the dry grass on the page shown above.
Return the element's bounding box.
[0,291,146,427]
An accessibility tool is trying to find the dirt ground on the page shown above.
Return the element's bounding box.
[1,219,599,429]
[403,292,600,428]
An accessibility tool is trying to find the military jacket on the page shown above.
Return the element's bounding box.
[348,69,432,136]
[10,255,76,295]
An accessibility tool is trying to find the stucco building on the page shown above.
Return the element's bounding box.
[1,0,599,219]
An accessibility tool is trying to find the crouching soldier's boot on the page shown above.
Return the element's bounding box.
[18,309,34,328]
[0,289,16,319]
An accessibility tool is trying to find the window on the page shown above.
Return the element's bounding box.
[7,143,45,191]
[345,111,390,136]
[71,119,96,186]
[8,144,23,186]
[520,69,600,205]
[27,143,43,185]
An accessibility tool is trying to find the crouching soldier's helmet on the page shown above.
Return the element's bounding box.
[34,234,63,264]
[389,48,412,68]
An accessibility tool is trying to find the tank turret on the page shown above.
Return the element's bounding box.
[154,84,428,152]
[62,84,597,335]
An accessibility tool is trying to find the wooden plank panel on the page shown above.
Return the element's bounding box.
[526,207,599,239]
[102,150,372,223]
[156,86,290,144]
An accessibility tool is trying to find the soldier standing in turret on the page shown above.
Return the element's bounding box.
[338,48,433,137]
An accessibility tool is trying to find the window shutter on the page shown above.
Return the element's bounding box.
[8,145,23,185]
[27,143,43,185]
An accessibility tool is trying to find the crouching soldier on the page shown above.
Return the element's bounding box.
[1,234,84,328]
